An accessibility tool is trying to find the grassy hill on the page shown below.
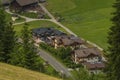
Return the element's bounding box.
[46,0,115,50]
[14,20,67,35]
[0,63,60,80]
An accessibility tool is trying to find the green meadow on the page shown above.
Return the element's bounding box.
[46,0,115,50]
[14,20,67,35]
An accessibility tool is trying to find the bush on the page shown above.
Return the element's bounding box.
[39,43,81,68]
[20,12,38,18]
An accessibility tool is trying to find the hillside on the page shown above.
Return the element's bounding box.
[0,63,60,80]
[46,0,115,50]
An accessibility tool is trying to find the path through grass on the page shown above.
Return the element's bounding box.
[46,0,115,50]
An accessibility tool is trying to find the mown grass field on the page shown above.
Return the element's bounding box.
[46,0,115,50]
[14,20,67,35]
[0,63,60,80]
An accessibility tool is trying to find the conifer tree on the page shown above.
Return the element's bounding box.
[0,4,15,62]
[10,42,23,66]
[21,23,44,71]
[107,0,120,80]
[0,4,6,61]
[2,23,16,62]
[10,23,44,72]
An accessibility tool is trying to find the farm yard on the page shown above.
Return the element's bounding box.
[45,0,115,50]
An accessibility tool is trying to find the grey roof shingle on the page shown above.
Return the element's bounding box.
[16,0,38,6]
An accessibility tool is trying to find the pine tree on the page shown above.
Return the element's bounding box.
[21,23,44,71]
[107,0,120,80]
[0,4,15,62]
[2,23,16,62]
[10,23,44,72]
[0,4,6,61]
[10,41,23,66]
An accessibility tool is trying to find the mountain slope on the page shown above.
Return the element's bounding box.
[46,0,115,50]
[0,63,60,80]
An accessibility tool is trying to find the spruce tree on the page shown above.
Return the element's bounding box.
[107,0,120,80]
[0,4,6,61]
[10,41,23,66]
[2,23,16,62]
[0,4,15,62]
[10,23,44,72]
[21,23,44,71]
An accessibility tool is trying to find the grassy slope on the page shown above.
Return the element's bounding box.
[0,63,60,80]
[46,0,115,50]
[5,11,26,23]
[14,20,67,35]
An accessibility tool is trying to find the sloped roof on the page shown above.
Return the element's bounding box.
[16,0,38,6]
[53,35,84,46]
[70,35,84,44]
[1,0,12,4]
[53,35,73,46]
[83,62,105,70]
[74,48,101,58]
[32,28,65,37]
[62,38,74,46]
